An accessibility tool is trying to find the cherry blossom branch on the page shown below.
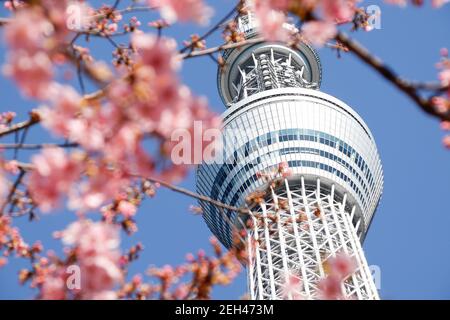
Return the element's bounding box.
[137,175,250,216]
[179,3,240,53]
[93,5,156,19]
[0,116,40,139]
[0,89,106,140]
[0,143,79,150]
[41,37,265,112]
[0,169,25,215]
[181,37,264,59]
[0,18,11,26]
[335,31,450,122]
[6,160,251,218]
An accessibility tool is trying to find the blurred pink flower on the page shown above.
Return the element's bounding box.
[3,51,54,99]
[132,33,181,74]
[83,290,117,300]
[318,275,344,300]
[251,1,290,42]
[321,0,357,23]
[117,200,137,218]
[4,160,19,175]
[68,163,129,211]
[148,0,214,25]
[302,21,337,47]
[41,274,66,300]
[39,84,82,137]
[4,8,53,54]
[326,253,356,280]
[439,69,450,87]
[443,135,450,149]
[282,272,304,299]
[432,0,449,8]
[28,148,82,212]
[61,220,123,298]
[384,0,407,7]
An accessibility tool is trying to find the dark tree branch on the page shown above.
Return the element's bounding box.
[335,31,450,122]
[0,169,26,216]
[0,117,40,139]
[0,143,79,150]
[139,175,250,216]
[181,37,263,59]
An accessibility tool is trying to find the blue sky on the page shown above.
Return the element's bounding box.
[0,0,449,299]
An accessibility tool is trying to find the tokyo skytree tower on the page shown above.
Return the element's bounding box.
[196,9,383,300]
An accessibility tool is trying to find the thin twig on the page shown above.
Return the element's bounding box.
[141,175,250,216]
[89,5,156,21]
[0,169,26,216]
[181,37,264,60]
[7,162,253,218]
[76,59,86,94]
[0,117,40,139]
[179,3,239,54]
[0,142,79,150]
[112,0,121,10]
[13,126,29,159]
[60,38,263,109]
[104,35,120,48]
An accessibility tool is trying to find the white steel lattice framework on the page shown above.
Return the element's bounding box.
[196,9,383,300]
[246,178,379,300]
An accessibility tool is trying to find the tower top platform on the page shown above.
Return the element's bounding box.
[217,10,322,106]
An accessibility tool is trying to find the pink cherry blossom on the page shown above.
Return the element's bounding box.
[302,21,337,47]
[117,200,137,218]
[68,163,129,211]
[80,255,123,293]
[443,135,450,149]
[83,290,117,300]
[439,69,450,87]
[28,148,82,212]
[318,275,344,299]
[132,33,181,74]
[326,253,356,280]
[441,121,450,131]
[387,0,449,7]
[40,274,66,300]
[148,0,214,25]
[384,0,407,6]
[251,0,290,42]
[4,160,19,175]
[67,118,107,151]
[4,8,53,54]
[432,96,449,113]
[282,272,304,299]
[321,0,357,23]
[432,0,449,8]
[3,51,54,99]
[60,220,123,298]
[41,0,76,37]
[278,161,293,177]
[39,84,82,137]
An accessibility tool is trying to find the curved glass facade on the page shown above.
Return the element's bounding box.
[197,88,383,248]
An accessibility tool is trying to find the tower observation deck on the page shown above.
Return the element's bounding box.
[196,9,383,300]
